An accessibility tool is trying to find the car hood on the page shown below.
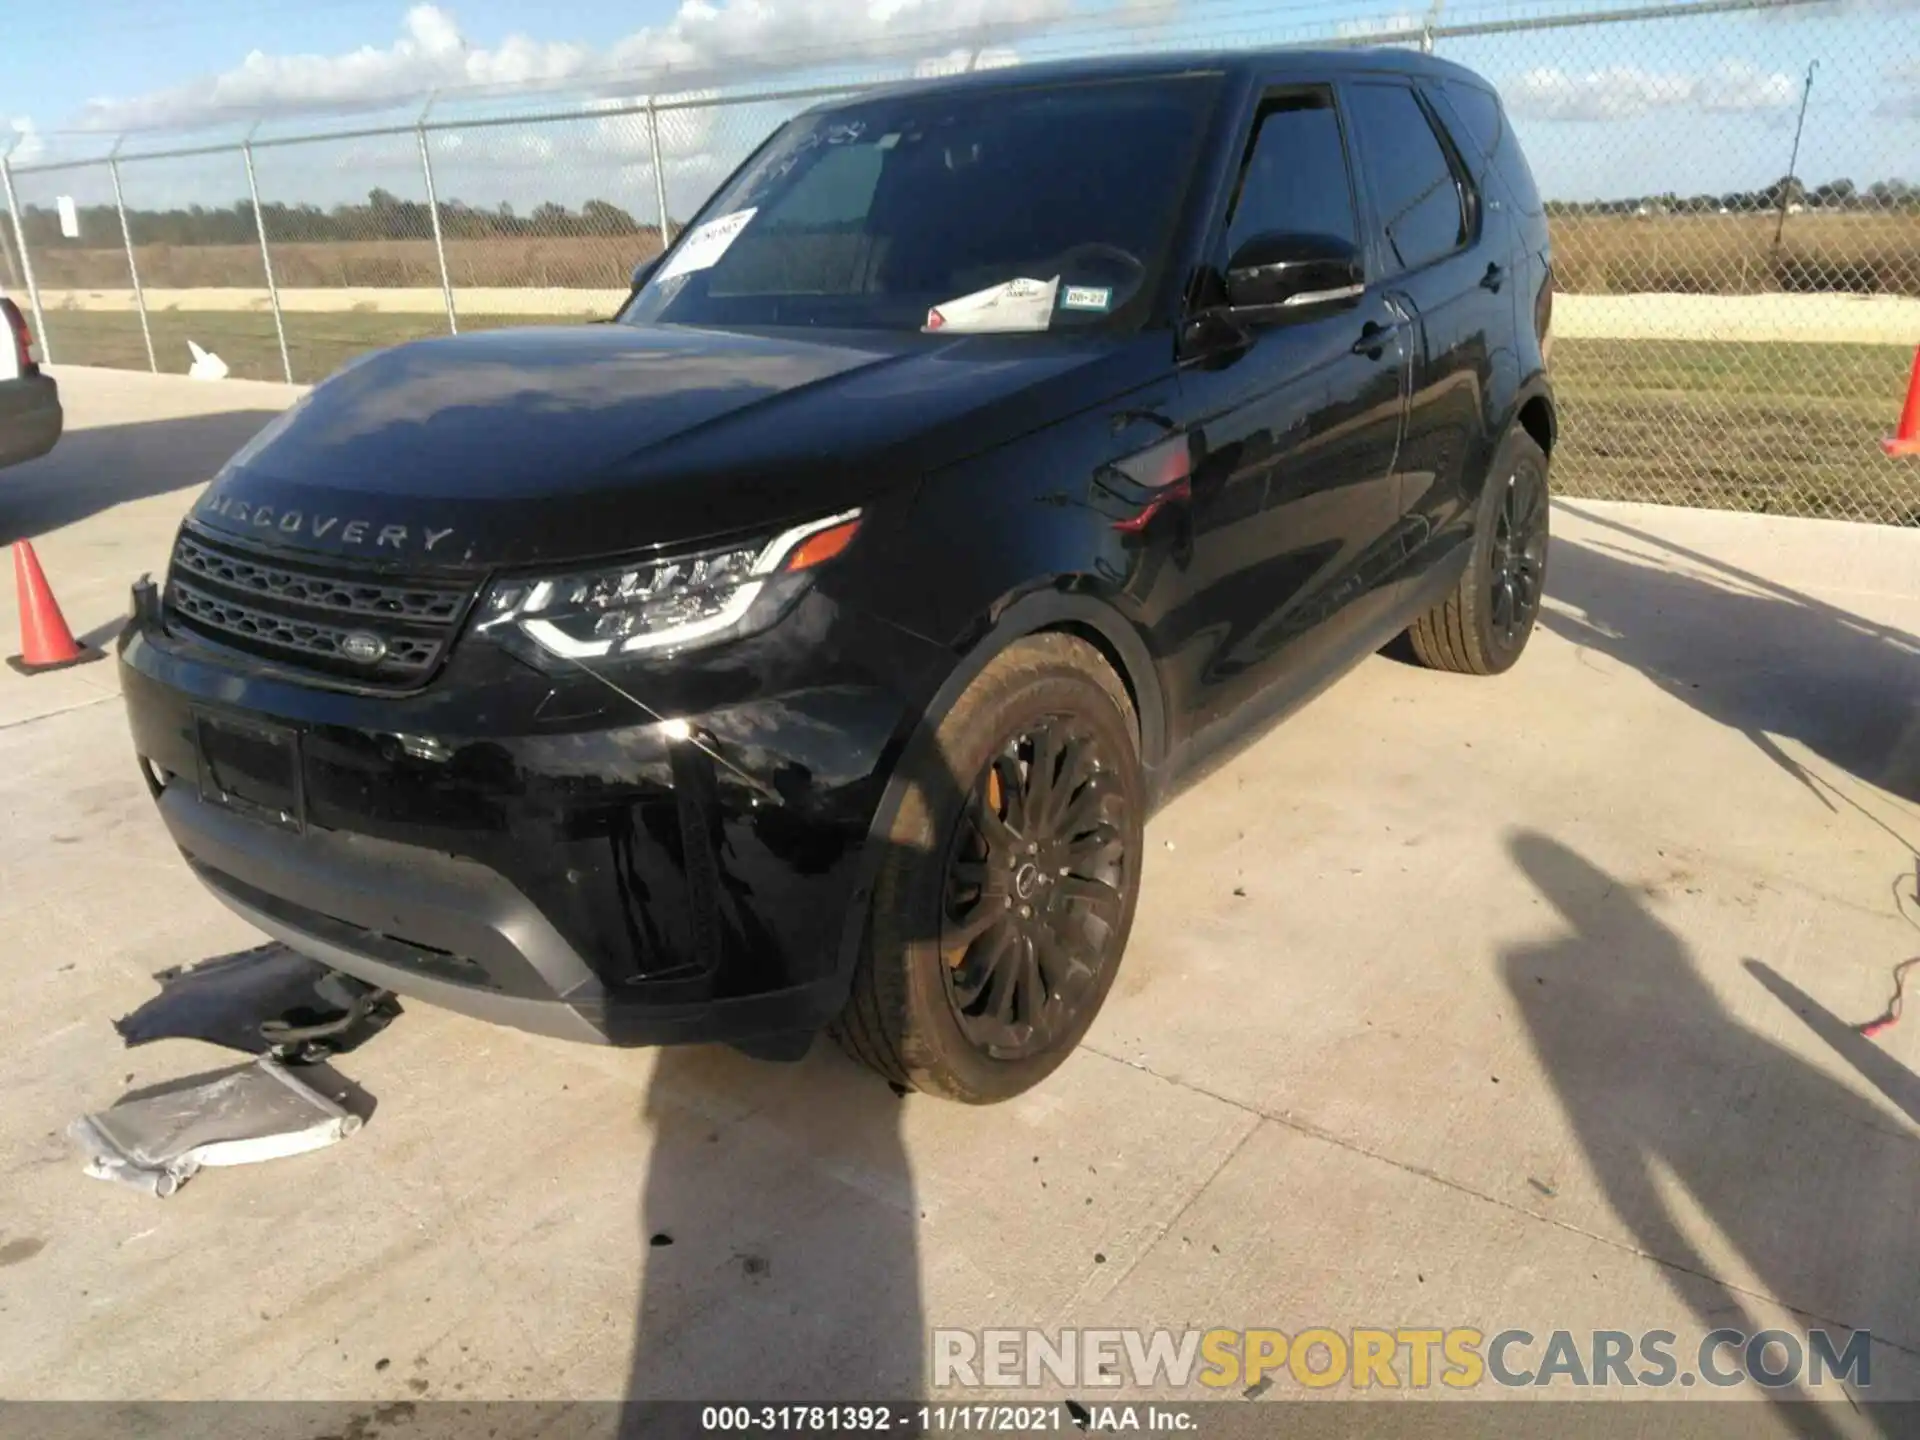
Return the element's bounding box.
[190,322,1165,570]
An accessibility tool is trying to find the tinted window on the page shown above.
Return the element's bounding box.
[1439,78,1543,217]
[1346,82,1468,274]
[1225,94,1359,260]
[624,77,1221,333]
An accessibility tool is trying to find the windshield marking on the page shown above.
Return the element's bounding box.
[924,276,1060,334]
[655,207,759,284]
[1061,285,1113,312]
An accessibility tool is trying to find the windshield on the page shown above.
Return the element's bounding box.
[623,75,1222,335]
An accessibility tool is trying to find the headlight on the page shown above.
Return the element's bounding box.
[476,509,861,661]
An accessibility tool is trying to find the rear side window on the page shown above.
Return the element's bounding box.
[1224,91,1360,261]
[1438,78,1543,217]
[1344,82,1469,275]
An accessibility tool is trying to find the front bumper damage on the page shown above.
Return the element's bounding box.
[119,579,953,1049]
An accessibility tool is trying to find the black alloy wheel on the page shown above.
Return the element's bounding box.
[1489,464,1549,653]
[939,716,1130,1061]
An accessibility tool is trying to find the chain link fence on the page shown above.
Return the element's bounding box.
[3,0,1917,522]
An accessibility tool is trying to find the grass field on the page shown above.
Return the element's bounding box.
[25,234,664,292]
[1550,339,1916,524]
[40,307,561,383]
[1550,211,1920,297]
[35,310,1920,526]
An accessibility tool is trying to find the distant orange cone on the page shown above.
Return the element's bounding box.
[1886,345,1920,458]
[8,541,103,675]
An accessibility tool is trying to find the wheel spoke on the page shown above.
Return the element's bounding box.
[1052,736,1098,808]
[1517,475,1543,532]
[1065,821,1124,867]
[1014,935,1047,1028]
[953,924,1015,1006]
[990,753,1028,835]
[1032,924,1074,996]
[1025,724,1063,830]
[1054,768,1110,838]
[950,857,990,890]
[1493,576,1516,635]
[1035,924,1095,1003]
[1054,874,1123,921]
[984,945,1019,1025]
[947,896,1006,950]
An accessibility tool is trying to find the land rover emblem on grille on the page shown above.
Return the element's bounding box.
[341,631,389,664]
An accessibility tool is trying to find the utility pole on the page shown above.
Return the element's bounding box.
[1772,59,1817,252]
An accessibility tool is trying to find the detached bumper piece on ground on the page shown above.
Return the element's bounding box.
[72,942,395,1197]
[70,1057,364,1199]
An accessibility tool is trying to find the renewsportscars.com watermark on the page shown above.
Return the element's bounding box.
[932,1327,1873,1393]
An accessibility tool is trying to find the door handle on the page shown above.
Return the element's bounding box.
[1480,263,1506,293]
[1352,319,1405,358]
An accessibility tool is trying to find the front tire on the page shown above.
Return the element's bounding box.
[1405,431,1551,676]
[831,633,1144,1103]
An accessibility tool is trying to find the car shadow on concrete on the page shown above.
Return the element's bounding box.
[1502,831,1920,1425]
[615,690,1019,1429]
[1541,505,1920,816]
[625,1042,922,1429]
[617,639,1131,1429]
[1,409,286,545]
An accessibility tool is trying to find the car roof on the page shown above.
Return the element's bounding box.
[803,45,1490,112]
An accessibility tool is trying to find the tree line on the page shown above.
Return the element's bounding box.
[14,175,1918,250]
[15,189,664,248]
[1547,177,1920,217]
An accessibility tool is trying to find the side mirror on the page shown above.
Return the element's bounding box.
[1224,232,1364,316]
[630,257,660,295]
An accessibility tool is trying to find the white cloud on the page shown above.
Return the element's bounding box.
[6,117,44,165]
[75,0,1071,134]
[1878,59,1920,117]
[1508,66,1695,121]
[1507,59,1796,121]
[1695,58,1798,112]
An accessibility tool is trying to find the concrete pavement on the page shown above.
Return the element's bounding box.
[1,368,1916,1423]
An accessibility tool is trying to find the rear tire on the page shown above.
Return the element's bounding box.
[831,633,1144,1103]
[1405,431,1550,676]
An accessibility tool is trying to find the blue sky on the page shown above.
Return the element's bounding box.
[5,0,1917,209]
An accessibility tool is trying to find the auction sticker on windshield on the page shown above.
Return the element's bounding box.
[656,208,758,283]
[925,276,1061,334]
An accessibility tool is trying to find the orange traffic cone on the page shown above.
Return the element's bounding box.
[7,541,103,675]
[1886,345,1920,458]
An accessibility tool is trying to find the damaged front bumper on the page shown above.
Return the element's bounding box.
[118,579,953,1049]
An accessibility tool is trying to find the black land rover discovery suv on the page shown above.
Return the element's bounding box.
[121,48,1555,1102]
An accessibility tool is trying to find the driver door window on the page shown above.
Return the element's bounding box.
[1224,92,1361,261]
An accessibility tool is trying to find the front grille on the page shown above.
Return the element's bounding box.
[164,528,474,689]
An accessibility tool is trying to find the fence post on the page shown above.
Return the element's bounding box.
[0,206,17,290]
[646,98,672,256]
[0,147,52,365]
[109,144,157,373]
[241,136,294,384]
[416,128,458,335]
